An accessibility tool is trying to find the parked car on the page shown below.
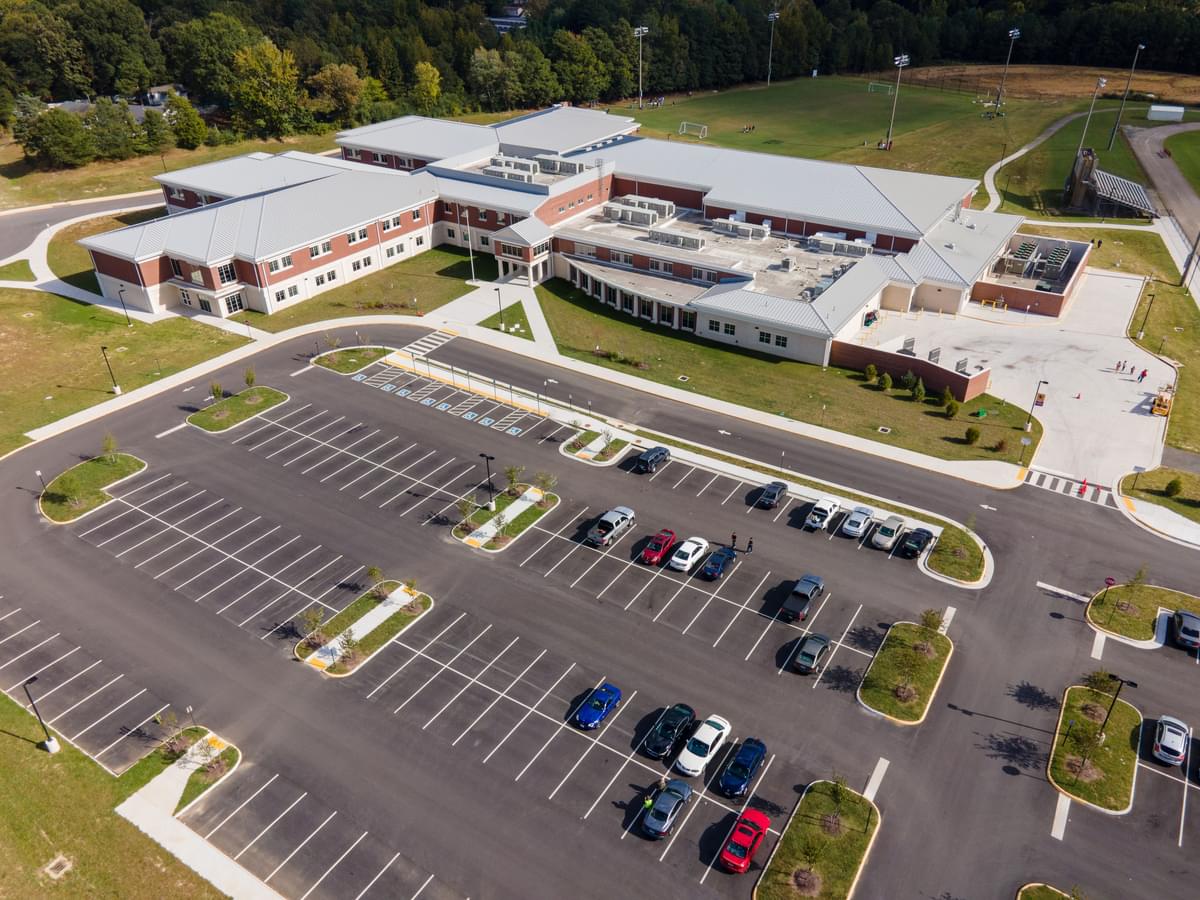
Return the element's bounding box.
[641,529,677,565]
[897,527,934,559]
[805,498,840,530]
[634,446,671,474]
[675,714,731,776]
[719,809,770,873]
[757,481,788,509]
[841,505,874,538]
[1153,715,1190,766]
[780,574,825,623]
[1174,610,1200,650]
[871,515,904,550]
[701,546,737,580]
[793,633,831,674]
[586,506,635,546]
[717,737,767,798]
[574,682,622,730]
[644,703,696,760]
[668,536,710,572]
[642,779,692,839]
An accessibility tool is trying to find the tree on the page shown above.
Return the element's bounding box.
[210,381,223,402]
[243,366,255,388]
[61,0,164,97]
[920,608,943,632]
[533,471,558,497]
[54,472,81,507]
[85,98,141,161]
[140,109,174,155]
[159,12,262,108]
[504,464,526,496]
[965,426,980,445]
[1164,477,1183,498]
[911,377,926,403]
[550,30,606,104]
[300,606,325,644]
[468,48,518,113]
[22,109,96,169]
[510,43,559,108]
[307,63,365,126]
[101,432,118,463]
[944,399,960,419]
[864,363,877,383]
[164,93,206,150]
[11,94,45,147]
[338,631,361,667]
[456,496,476,529]
[877,372,892,392]
[900,369,917,391]
[410,61,442,116]
[1082,668,1114,694]
[229,40,302,137]
[941,385,955,407]
[0,5,91,99]
[365,565,385,597]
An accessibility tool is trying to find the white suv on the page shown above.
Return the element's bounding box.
[805,498,840,531]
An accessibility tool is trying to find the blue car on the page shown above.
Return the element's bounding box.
[574,682,622,730]
[701,546,737,580]
[718,738,767,798]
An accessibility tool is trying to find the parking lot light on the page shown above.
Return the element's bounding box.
[100,345,121,395]
[35,469,46,493]
[480,453,496,511]
[1098,674,1136,739]
[23,677,59,754]
[1025,378,1048,431]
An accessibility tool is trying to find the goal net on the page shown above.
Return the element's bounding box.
[678,121,709,138]
[867,81,895,95]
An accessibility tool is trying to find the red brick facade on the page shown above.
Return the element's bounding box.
[162,185,222,210]
[828,342,991,402]
[340,147,431,170]
[612,177,705,211]
[535,174,614,226]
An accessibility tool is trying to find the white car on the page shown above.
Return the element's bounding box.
[675,714,731,776]
[1153,715,1190,766]
[841,505,874,538]
[805,498,840,531]
[668,536,709,572]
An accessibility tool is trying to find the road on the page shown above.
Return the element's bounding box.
[1126,121,1200,249]
[0,190,160,262]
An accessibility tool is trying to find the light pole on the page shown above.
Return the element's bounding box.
[766,10,780,87]
[1108,43,1146,151]
[1076,77,1108,159]
[100,345,121,395]
[1097,674,1137,739]
[1138,290,1156,337]
[884,54,910,151]
[495,286,505,333]
[634,26,649,109]
[1025,378,1048,431]
[116,286,133,327]
[996,28,1020,113]
[539,377,556,415]
[1180,227,1200,288]
[24,677,59,754]
[35,469,47,493]
[479,453,496,511]
[459,204,476,283]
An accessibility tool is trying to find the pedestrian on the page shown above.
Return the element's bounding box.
[643,794,654,813]
[658,774,668,791]
[1115,360,1122,372]
[747,538,754,554]
[1139,368,1148,382]
[730,532,737,550]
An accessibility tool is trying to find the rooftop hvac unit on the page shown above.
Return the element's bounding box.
[535,155,560,174]
[604,204,624,220]
[489,154,538,174]
[617,195,676,219]
[648,228,706,251]
[504,170,534,183]
[781,256,795,271]
[711,218,768,240]
[625,207,658,227]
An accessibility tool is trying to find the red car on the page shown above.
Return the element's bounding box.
[640,529,677,565]
[719,809,770,873]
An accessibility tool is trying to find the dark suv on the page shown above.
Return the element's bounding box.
[635,446,671,473]
[780,574,824,623]
[644,703,696,759]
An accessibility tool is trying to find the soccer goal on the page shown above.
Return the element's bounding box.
[867,81,895,95]
[678,121,709,138]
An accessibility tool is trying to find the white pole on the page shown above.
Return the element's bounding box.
[635,26,649,109]
[1076,78,1108,159]
[766,11,780,87]
[1108,43,1145,151]
[997,28,1019,110]
[885,55,909,149]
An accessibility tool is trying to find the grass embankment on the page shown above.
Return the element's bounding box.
[1088,582,1200,641]
[232,248,497,333]
[1165,130,1200,197]
[480,301,533,340]
[757,780,878,900]
[47,208,167,294]
[1048,686,1140,811]
[314,346,391,374]
[630,427,984,582]
[175,740,240,814]
[0,287,246,455]
[188,386,286,432]
[858,623,953,723]
[1120,467,1200,525]
[0,259,35,281]
[537,280,1040,465]
[453,484,560,549]
[0,695,221,898]
[41,453,144,522]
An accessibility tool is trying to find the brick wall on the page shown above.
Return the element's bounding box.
[969,241,1092,319]
[829,342,991,402]
[614,177,705,210]
[536,174,613,225]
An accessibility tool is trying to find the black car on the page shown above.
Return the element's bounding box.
[756,481,788,508]
[897,527,934,559]
[780,574,824,623]
[635,446,671,473]
[644,703,696,759]
[717,738,767,798]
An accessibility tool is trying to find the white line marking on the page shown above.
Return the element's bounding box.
[114,491,211,557]
[0,608,21,622]
[365,612,466,699]
[154,423,188,439]
[713,571,771,647]
[205,773,278,838]
[452,649,547,747]
[521,507,587,568]
[302,830,369,900]
[259,563,363,640]
[583,707,666,820]
[234,792,307,859]
[300,425,373,473]
[651,569,697,623]
[358,449,435,500]
[322,436,396,482]
[380,458,455,509]
[340,443,416,491]
[94,702,169,758]
[21,659,101,709]
[570,529,632,588]
[699,753,776,884]
[156,514,259,581]
[47,673,123,725]
[265,810,336,882]
[672,466,695,489]
[71,687,147,741]
[772,497,794,523]
[399,463,474,517]
[238,554,342,628]
[423,636,518,730]
[720,481,743,506]
[695,473,720,497]
[1051,792,1070,840]
[0,633,60,672]
[406,872,435,900]
[863,757,890,802]
[350,849,399,900]
[216,543,321,615]
[6,645,80,691]
[1181,727,1193,848]
[483,663,575,765]
[813,603,862,687]
[133,501,233,568]
[1036,581,1090,604]
[682,561,742,635]
[515,674,604,782]
[1091,630,1106,660]
[659,740,729,861]
[393,625,491,714]
[289,365,312,377]
[548,689,637,800]
[192,534,298,604]
[938,605,957,635]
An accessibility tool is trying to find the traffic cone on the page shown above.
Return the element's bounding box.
[1078,478,1088,497]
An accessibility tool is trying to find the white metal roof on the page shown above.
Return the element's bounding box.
[432,176,544,216]
[494,106,638,154]
[906,211,1023,286]
[494,217,554,246]
[153,151,352,197]
[336,116,497,161]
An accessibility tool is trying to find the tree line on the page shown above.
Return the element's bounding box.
[1,0,1194,168]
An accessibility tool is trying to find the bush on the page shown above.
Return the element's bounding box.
[965,426,980,445]
[1164,477,1183,498]
[920,608,943,631]
[911,378,926,403]
[22,108,97,168]
[941,385,955,407]
[864,363,877,383]
[993,438,1008,453]
[877,372,892,392]
[944,399,960,419]
[244,366,256,388]
[900,369,917,391]
[209,381,223,402]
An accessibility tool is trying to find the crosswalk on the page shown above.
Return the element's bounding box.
[398,331,455,358]
[1022,469,1120,508]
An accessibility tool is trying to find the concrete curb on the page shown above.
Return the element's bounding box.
[311,345,392,376]
[295,588,433,678]
[1045,685,1142,817]
[1015,885,1070,900]
[172,730,243,819]
[919,538,994,591]
[558,430,630,467]
[1112,476,1200,551]
[453,491,561,554]
[854,622,955,726]
[186,387,290,434]
[36,453,147,525]
[0,188,160,219]
[1085,582,1197,649]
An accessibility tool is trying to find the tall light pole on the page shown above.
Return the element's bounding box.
[494,286,504,332]
[996,28,1020,112]
[24,677,59,754]
[116,286,133,327]
[766,10,780,87]
[479,453,496,511]
[1108,43,1146,151]
[100,345,121,395]
[1026,378,1048,431]
[634,26,649,109]
[884,54,909,151]
[1076,77,1108,159]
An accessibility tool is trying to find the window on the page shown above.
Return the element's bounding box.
[443,202,453,215]
[170,259,182,278]
[723,322,736,335]
[411,209,421,221]
[358,228,367,240]
[362,255,372,267]
[638,298,653,317]
[649,259,662,272]
[759,331,772,344]
[615,251,633,267]
[199,298,212,313]
[447,228,456,239]
[268,259,279,273]
[287,285,299,297]
[352,259,362,272]
[480,236,489,247]
[535,241,551,256]
[169,187,184,201]
[190,270,204,285]
[587,193,593,201]
[280,254,292,268]
[345,147,361,160]
[391,215,402,228]
[382,219,392,232]
[558,206,565,214]
[621,293,634,312]
[326,269,337,282]
[347,230,359,245]
[500,243,522,257]
[415,236,425,247]
[396,242,405,253]
[315,273,325,286]
[708,319,721,332]
[679,310,696,330]
[274,290,285,302]
[369,151,380,163]
[568,200,576,208]
[217,262,236,285]
[310,245,320,258]
[575,243,596,259]
[386,246,396,259]
[478,209,487,221]
[179,289,192,306]
[224,292,244,314]
[775,334,788,348]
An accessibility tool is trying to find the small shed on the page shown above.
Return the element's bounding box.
[1147,105,1185,122]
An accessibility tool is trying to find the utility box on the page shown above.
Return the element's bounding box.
[1148,105,1185,122]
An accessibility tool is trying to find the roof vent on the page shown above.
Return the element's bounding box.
[945,241,957,251]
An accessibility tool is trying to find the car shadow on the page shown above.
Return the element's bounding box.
[775,638,800,672]
[698,811,736,866]
[630,707,667,753]
[564,687,595,724]
[785,503,816,530]
[756,580,793,618]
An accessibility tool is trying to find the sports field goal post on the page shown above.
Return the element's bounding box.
[678,121,709,138]
[867,81,895,95]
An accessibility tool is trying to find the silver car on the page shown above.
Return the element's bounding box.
[586,506,636,546]
[642,779,692,838]
[1153,715,1189,766]
[841,505,874,538]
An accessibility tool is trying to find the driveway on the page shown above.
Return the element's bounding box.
[0,190,160,262]
[1125,121,1200,247]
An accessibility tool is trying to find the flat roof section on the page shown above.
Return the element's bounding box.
[494,106,638,155]
[570,258,709,306]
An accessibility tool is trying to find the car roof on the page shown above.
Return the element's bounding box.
[798,573,823,584]
[739,808,770,828]
[680,536,706,547]
[739,737,766,754]
[1178,610,1200,624]
[852,505,873,514]
[882,514,904,525]
[596,682,620,696]
[802,633,830,647]
[1160,715,1189,734]
[655,528,675,536]
[767,480,787,489]
[611,506,635,517]
[667,702,695,717]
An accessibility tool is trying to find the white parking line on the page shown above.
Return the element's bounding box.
[772,497,795,523]
[420,477,489,527]
[359,449,435,500]
[321,436,396,483]
[21,659,101,709]
[537,424,567,445]
[265,810,337,882]
[154,423,189,439]
[301,830,369,900]
[238,554,342,628]
[280,419,355,465]
[682,562,742,635]
[812,604,862,688]
[548,689,637,801]
[205,773,279,838]
[720,481,743,506]
[482,663,575,765]
[6,645,80,691]
[515,674,605,782]
[94,702,170,759]
[77,475,172,536]
[307,425,380,472]
[398,463,474,517]
[699,753,776,884]
[584,707,666,820]
[380,458,456,509]
[1181,728,1194,847]
[340,443,416,491]
[648,461,672,482]
[422,636,519,730]
[234,791,307,860]
[231,404,309,445]
[267,415,343,461]
[193,534,300,604]
[392,625,492,715]
[71,687,147,741]
[695,473,720,497]
[569,529,633,588]
[171,523,278,590]
[659,741,729,861]
[1091,630,1106,660]
[216,543,322,615]
[521,508,587,567]
[153,513,255,579]
[862,756,890,802]
[452,649,547,747]
[651,569,699,623]
[297,424,369,472]
[289,365,312,377]
[0,633,61,672]
[126,499,226,564]
[713,571,772,647]
[94,483,191,546]
[108,472,173,501]
[365,612,466,699]
[671,467,695,489]
[259,563,364,640]
[111,489,212,556]
[1050,792,1070,840]
[0,607,21,622]
[47,674,124,725]
[349,848,398,900]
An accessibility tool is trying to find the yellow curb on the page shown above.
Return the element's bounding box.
[1045,684,1141,815]
[1123,496,1136,512]
[1016,467,1027,481]
[855,622,955,726]
[453,490,560,554]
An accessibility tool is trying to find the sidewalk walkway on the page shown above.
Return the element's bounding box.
[306,584,416,670]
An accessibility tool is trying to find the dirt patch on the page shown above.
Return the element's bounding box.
[244,395,262,405]
[915,640,936,659]
[1081,702,1107,723]
[821,812,842,836]
[212,409,229,420]
[870,64,1200,104]
[1064,755,1103,783]
[894,683,918,703]
[792,868,822,897]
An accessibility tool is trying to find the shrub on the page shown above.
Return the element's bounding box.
[993,438,1008,454]
[965,426,980,445]
[864,363,877,383]
[900,369,917,391]
[102,432,118,462]
[365,566,385,597]
[941,385,955,407]
[877,372,893,392]
[920,608,943,631]
[911,378,926,403]
[244,366,256,388]
[209,381,223,402]
[1082,669,1114,694]
[944,399,960,419]
[1164,477,1183,498]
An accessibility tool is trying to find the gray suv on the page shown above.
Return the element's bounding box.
[586,506,636,546]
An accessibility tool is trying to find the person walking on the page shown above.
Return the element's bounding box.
[1116,360,1123,372]
[1139,368,1148,383]
[747,538,754,554]
[730,532,737,550]
[643,793,655,814]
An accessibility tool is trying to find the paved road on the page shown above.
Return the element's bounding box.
[1126,121,1200,248]
[0,190,160,262]
[1,324,1197,899]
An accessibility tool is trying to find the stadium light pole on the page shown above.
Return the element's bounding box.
[996,28,1020,112]
[766,10,780,87]
[1076,77,1108,158]
[634,26,649,109]
[1108,43,1146,151]
[884,54,910,150]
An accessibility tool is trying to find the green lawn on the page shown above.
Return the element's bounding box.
[1048,686,1140,811]
[41,453,144,522]
[858,623,953,723]
[0,287,246,456]
[113,726,207,803]
[537,279,1040,464]
[175,742,239,814]
[757,780,878,900]
[480,301,533,340]
[0,258,35,281]
[314,346,391,373]
[232,247,497,333]
[328,593,431,674]
[47,207,167,294]
[1087,582,1200,641]
[452,484,560,549]
[187,386,287,432]
[0,694,221,898]
[297,581,400,660]
[1121,467,1200,525]
[1017,887,1071,900]
[1165,130,1200,197]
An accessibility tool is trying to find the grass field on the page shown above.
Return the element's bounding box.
[176,742,239,814]
[188,386,287,432]
[41,453,144,522]
[1017,886,1072,900]
[232,247,496,333]
[858,623,953,722]
[0,694,222,899]
[47,206,167,294]
[0,288,246,455]
[314,346,391,373]
[1087,582,1200,641]
[1048,686,1140,811]
[480,301,533,340]
[0,258,35,281]
[1164,130,1200,197]
[1120,467,1200,525]
[894,64,1200,104]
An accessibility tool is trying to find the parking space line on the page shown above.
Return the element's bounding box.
[548,688,638,801]
[269,416,345,461]
[1181,729,1194,847]
[321,436,396,483]
[515,674,605,782]
[282,419,358,465]
[124,499,225,563]
[233,403,311,444]
[777,593,832,676]
[521,507,587,567]
[6,645,80,691]
[260,563,363,640]
[365,612,467,699]
[423,636,519,730]
[671,467,695,489]
[648,461,672,482]
[300,830,370,900]
[359,449,435,500]
[0,607,21,622]
[112,491,209,556]
[172,523,279,590]
[393,625,492,714]
[94,483,190,546]
[95,702,169,759]
[452,649,547,747]
[623,561,673,611]
[399,463,475,517]
[1050,792,1070,841]
[569,529,633,589]
[699,753,776,884]
[108,472,174,501]
[812,604,863,688]
[537,424,567,445]
[255,411,330,456]
[720,481,743,506]
[405,872,435,900]
[303,426,378,475]
[348,846,397,900]
[1090,630,1106,660]
[651,570,698,623]
[71,687,147,741]
[713,571,772,648]
[482,663,575,764]
[340,443,416,491]
[0,633,61,672]
[136,506,243,570]
[21,659,101,709]
[682,562,742,635]
[862,757,890,802]
[746,609,783,662]
[420,477,489,527]
[659,741,731,861]
[265,810,337,883]
[234,791,307,860]
[772,497,795,523]
[205,773,279,838]
[216,543,321,615]
[238,554,342,628]
[695,473,720,497]
[296,424,368,471]
[379,458,456,509]
[583,707,666,819]
[47,673,123,725]
[193,534,300,604]
[157,515,261,582]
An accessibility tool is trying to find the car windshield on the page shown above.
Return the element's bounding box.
[649,807,668,822]
[879,525,895,536]
[729,762,750,778]
[686,737,710,756]
[799,652,814,664]
[588,696,606,710]
[724,840,748,859]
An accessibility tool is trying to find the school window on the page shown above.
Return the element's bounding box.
[190,270,204,285]
[443,202,454,215]
[415,236,425,247]
[179,289,192,306]
[478,209,487,221]
[587,193,593,201]
[358,228,367,240]
[287,285,299,297]
[447,228,456,239]
[480,236,489,247]
[217,262,236,284]
[759,331,772,344]
[568,200,576,208]
[396,242,405,253]
[369,151,380,163]
[391,215,402,228]
[345,147,361,160]
[386,246,395,258]
[411,209,421,221]
[169,187,184,201]
[723,322,736,335]
[352,259,362,272]
[382,219,392,232]
[280,254,292,268]
[224,292,244,314]
[274,289,285,302]
[708,319,721,332]
[535,241,551,256]
[649,259,662,272]
[198,298,212,313]
[679,310,696,330]
[327,269,337,281]
[347,230,359,245]
[638,298,653,317]
[775,334,788,348]
[310,245,320,258]
[558,206,565,213]
[315,273,325,286]
[268,259,279,273]
[170,259,182,278]
[362,255,372,267]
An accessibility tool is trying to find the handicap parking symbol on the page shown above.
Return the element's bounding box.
[380,384,396,393]
[352,374,367,381]
[421,397,436,406]
[436,402,451,411]
[506,427,523,436]
[479,417,495,427]
[462,412,478,421]
[396,388,411,397]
